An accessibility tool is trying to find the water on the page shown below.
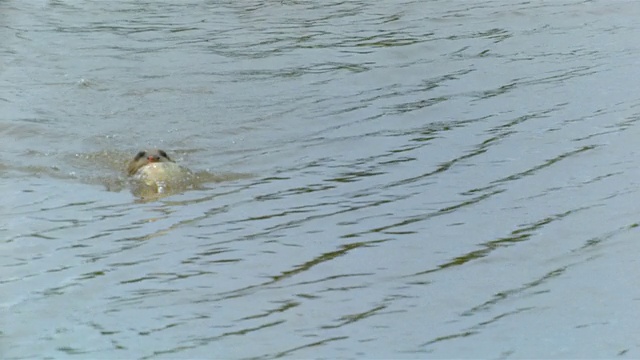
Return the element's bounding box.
[2,0,640,358]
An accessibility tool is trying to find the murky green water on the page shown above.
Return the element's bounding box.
[3,0,640,358]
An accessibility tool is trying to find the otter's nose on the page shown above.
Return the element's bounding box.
[148,155,160,162]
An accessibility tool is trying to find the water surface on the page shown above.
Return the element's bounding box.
[2,0,640,358]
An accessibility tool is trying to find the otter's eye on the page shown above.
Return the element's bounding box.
[159,150,170,160]
[135,151,146,160]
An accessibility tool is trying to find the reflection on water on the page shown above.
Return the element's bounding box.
[3,0,640,358]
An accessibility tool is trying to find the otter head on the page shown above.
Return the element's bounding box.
[127,149,174,176]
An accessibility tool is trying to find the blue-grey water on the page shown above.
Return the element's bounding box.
[3,0,640,358]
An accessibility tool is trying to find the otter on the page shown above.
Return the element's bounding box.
[127,149,174,176]
[127,149,193,196]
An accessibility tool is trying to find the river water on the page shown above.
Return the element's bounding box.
[2,0,640,358]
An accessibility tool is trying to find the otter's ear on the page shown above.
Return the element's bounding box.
[134,151,146,161]
[158,150,172,161]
